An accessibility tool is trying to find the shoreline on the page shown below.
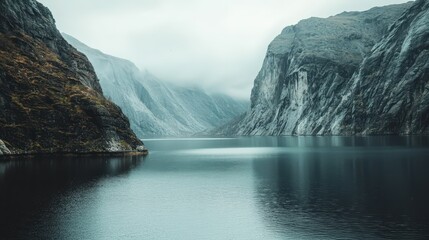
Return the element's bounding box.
[0,150,148,160]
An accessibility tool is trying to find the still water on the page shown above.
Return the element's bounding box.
[1,136,429,239]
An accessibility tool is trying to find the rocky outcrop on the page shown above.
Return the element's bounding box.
[63,34,248,137]
[0,0,143,154]
[0,140,11,155]
[335,0,429,134]
[219,1,429,135]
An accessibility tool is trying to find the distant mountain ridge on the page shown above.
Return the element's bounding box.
[63,34,248,137]
[216,1,429,136]
[0,0,142,155]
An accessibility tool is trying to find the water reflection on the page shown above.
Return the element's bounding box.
[252,138,429,239]
[1,136,428,239]
[0,155,145,239]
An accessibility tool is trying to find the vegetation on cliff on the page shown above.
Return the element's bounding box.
[0,0,143,154]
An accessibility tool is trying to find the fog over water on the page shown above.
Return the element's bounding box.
[38,0,411,99]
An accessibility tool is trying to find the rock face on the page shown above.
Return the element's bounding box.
[0,140,11,155]
[337,0,429,135]
[63,34,248,137]
[219,1,429,135]
[0,0,142,154]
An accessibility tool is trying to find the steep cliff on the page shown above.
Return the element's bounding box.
[220,1,428,135]
[0,0,143,154]
[335,0,429,134]
[63,34,248,137]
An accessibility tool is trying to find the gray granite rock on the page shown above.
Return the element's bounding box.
[335,0,429,135]
[0,139,11,155]
[218,1,429,136]
[63,34,248,137]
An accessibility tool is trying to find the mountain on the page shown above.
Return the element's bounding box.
[63,34,248,137]
[339,0,429,135]
[0,0,143,155]
[217,1,428,135]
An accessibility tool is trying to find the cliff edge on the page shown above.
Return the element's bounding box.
[0,0,143,154]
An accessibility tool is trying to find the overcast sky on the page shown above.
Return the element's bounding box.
[38,0,410,99]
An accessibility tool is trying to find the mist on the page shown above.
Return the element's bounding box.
[38,0,411,99]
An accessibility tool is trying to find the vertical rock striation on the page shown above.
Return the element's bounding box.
[219,1,429,136]
[336,0,429,134]
[63,34,248,137]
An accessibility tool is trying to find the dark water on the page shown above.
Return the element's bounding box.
[1,137,429,239]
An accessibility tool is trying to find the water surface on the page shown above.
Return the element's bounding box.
[1,136,429,239]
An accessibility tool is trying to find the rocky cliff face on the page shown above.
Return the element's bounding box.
[220,1,428,135]
[63,34,248,137]
[0,0,142,154]
[336,0,429,135]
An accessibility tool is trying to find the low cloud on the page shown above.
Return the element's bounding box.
[39,0,410,99]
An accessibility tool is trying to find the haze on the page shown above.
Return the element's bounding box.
[38,0,411,99]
